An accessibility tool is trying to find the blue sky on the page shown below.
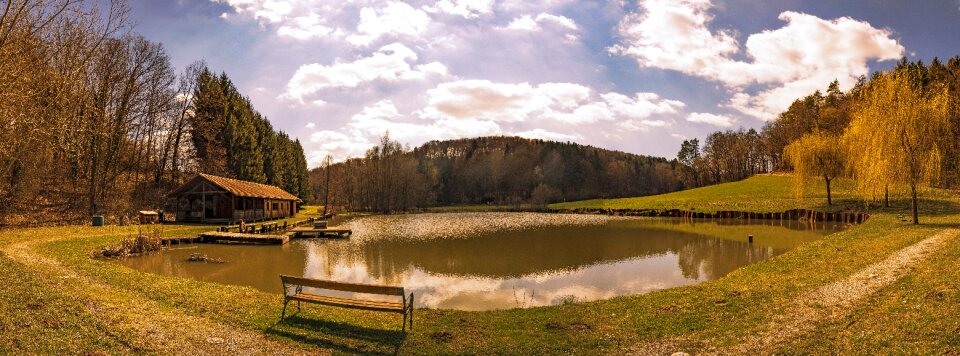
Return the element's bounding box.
[129,0,960,166]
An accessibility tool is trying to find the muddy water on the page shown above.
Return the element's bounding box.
[119,213,845,311]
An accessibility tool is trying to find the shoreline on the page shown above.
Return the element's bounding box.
[1,176,957,354]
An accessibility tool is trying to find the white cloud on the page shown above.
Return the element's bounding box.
[425,0,495,19]
[601,92,685,120]
[515,128,581,141]
[348,100,501,145]
[504,13,578,31]
[281,43,447,102]
[686,112,734,127]
[215,0,295,24]
[421,80,684,128]
[610,0,738,81]
[619,119,669,132]
[506,15,539,31]
[306,99,501,162]
[305,122,316,129]
[612,0,904,120]
[308,130,372,164]
[722,11,904,119]
[276,13,335,40]
[414,62,449,76]
[535,13,578,31]
[348,1,430,46]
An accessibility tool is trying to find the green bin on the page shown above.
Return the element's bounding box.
[92,215,104,227]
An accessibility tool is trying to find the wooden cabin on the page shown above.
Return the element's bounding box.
[167,173,299,224]
[138,211,159,224]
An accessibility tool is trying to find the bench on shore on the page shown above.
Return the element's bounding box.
[279,275,414,331]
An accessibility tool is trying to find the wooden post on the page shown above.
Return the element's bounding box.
[748,235,753,243]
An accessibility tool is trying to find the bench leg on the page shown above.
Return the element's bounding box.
[281,299,289,321]
[402,311,407,333]
[297,300,301,312]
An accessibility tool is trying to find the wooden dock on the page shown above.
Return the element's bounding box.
[198,231,290,244]
[290,227,352,238]
[161,236,200,249]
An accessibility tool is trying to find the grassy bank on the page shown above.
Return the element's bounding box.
[551,175,946,214]
[1,179,958,353]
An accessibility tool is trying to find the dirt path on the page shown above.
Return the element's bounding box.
[631,227,959,354]
[0,232,320,355]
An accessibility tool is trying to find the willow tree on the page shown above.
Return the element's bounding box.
[846,71,952,224]
[784,131,844,205]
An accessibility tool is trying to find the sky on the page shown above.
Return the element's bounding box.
[128,0,960,167]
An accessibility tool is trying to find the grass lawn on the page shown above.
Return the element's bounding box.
[1,181,958,354]
[550,174,958,214]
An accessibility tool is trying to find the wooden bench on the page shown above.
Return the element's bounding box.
[279,275,414,331]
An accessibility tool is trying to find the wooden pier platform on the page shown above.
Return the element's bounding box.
[290,227,352,238]
[198,231,289,244]
[161,236,200,244]
[161,236,200,249]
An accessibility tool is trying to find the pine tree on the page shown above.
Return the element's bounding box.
[190,67,230,176]
[189,67,307,189]
[293,139,311,201]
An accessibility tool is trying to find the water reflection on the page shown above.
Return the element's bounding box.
[120,213,844,311]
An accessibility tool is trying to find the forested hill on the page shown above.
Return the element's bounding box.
[311,136,681,212]
[415,137,679,203]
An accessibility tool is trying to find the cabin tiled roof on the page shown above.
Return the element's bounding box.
[169,173,299,200]
[199,173,300,200]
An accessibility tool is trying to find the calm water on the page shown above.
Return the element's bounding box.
[120,213,845,311]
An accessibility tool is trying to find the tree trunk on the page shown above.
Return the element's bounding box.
[884,185,890,208]
[322,166,330,216]
[911,183,919,225]
[825,176,832,205]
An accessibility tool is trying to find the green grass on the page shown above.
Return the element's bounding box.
[782,221,960,353]
[552,175,867,213]
[1,184,958,353]
[298,205,322,216]
[0,254,127,353]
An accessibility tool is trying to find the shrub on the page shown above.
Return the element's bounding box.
[98,225,163,258]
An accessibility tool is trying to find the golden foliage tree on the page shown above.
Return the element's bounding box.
[784,131,844,205]
[846,71,953,224]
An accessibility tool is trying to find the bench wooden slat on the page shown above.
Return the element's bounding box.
[289,293,405,313]
[279,274,413,330]
[281,274,404,296]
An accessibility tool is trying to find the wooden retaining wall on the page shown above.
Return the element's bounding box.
[551,208,869,224]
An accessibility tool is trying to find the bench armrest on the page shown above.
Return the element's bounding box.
[280,280,302,297]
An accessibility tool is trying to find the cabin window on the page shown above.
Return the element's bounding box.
[272,203,279,210]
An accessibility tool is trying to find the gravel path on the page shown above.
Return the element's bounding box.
[629,227,959,355]
[0,233,319,355]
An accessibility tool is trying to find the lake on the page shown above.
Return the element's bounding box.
[120,212,846,311]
